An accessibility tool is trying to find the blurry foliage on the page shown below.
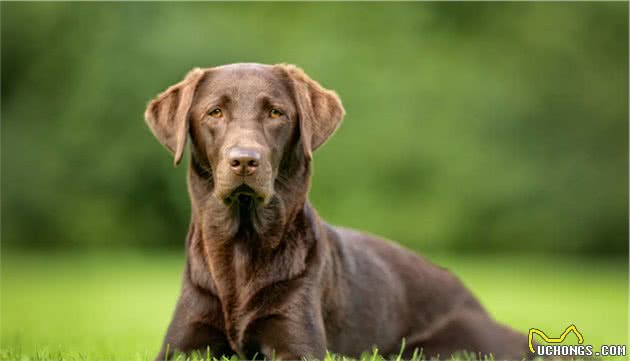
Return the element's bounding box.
[1,2,627,254]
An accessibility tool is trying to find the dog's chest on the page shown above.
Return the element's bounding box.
[200,240,308,353]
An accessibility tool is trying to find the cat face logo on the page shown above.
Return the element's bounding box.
[528,324,584,353]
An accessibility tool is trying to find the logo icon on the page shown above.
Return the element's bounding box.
[528,324,584,353]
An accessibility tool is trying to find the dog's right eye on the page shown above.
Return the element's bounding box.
[208,108,223,118]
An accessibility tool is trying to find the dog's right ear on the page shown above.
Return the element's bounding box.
[144,68,206,166]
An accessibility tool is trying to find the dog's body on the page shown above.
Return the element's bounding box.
[144,63,530,360]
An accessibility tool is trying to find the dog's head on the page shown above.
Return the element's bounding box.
[144,63,344,209]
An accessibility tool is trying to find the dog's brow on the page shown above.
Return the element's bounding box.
[256,93,272,102]
[256,93,285,107]
[203,94,232,108]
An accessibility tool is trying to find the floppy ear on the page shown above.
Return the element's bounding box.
[278,64,345,160]
[144,68,206,165]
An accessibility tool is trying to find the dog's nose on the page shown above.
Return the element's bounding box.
[228,147,261,176]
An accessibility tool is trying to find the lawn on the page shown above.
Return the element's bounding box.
[1,251,627,360]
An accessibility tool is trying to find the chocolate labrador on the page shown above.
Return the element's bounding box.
[144,63,530,360]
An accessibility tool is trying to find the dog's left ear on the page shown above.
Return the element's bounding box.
[144,68,206,165]
[276,64,345,160]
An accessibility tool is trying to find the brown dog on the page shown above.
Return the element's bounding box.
[144,63,530,360]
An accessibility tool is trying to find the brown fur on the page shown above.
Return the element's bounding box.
[144,63,530,360]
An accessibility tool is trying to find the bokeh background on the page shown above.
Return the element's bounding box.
[2,2,628,360]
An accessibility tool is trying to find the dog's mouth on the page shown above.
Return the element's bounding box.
[224,184,265,206]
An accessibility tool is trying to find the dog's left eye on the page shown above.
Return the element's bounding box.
[208,108,223,118]
[269,109,283,119]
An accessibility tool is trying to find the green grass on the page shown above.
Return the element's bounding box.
[1,251,627,360]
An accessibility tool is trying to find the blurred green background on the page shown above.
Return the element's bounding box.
[1,2,628,360]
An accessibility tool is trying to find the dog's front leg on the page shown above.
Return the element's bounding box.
[246,309,326,360]
[155,286,234,360]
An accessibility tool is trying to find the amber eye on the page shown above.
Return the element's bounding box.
[269,108,283,119]
[208,108,223,118]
